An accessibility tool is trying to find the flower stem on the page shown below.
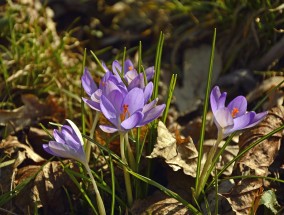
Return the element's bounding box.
[86,112,100,163]
[194,131,223,200]
[125,132,136,171]
[120,133,133,206]
[84,163,106,215]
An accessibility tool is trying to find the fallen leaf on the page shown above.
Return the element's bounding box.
[0,94,65,136]
[148,121,239,177]
[0,136,45,166]
[12,160,79,214]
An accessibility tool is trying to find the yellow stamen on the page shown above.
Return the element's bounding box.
[128,66,133,71]
[231,107,239,118]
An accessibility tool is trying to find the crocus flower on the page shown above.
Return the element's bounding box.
[111,59,155,90]
[82,67,127,111]
[99,82,165,133]
[43,119,87,164]
[43,119,107,215]
[210,86,267,138]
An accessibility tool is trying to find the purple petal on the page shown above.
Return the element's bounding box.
[82,97,101,111]
[81,68,97,96]
[66,119,84,146]
[145,66,155,80]
[53,129,65,144]
[213,107,234,130]
[125,70,138,84]
[90,89,102,103]
[245,111,268,128]
[112,60,122,77]
[108,90,124,113]
[43,144,61,157]
[143,82,153,103]
[139,104,165,126]
[100,95,119,127]
[142,98,158,113]
[227,96,247,117]
[102,61,111,73]
[127,76,141,90]
[61,128,81,150]
[46,141,86,164]
[225,112,255,135]
[210,86,222,113]
[99,125,118,133]
[121,112,143,130]
[123,88,144,115]
[124,59,134,74]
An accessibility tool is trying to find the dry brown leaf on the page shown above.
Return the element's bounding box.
[221,179,263,215]
[12,160,79,214]
[148,121,198,177]
[221,106,284,215]
[0,136,45,166]
[246,76,284,110]
[148,121,239,177]
[0,94,65,135]
[131,190,189,215]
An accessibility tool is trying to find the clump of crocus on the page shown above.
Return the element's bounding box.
[195,86,267,200]
[43,119,106,215]
[99,81,165,206]
[210,86,267,139]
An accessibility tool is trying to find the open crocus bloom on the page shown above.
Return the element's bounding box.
[111,59,155,90]
[43,119,87,165]
[210,86,267,138]
[99,82,165,133]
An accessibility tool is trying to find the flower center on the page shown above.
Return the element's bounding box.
[231,107,239,118]
[128,66,133,71]
[120,104,130,121]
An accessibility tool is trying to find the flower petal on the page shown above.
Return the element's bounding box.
[139,104,165,126]
[225,112,255,135]
[53,129,65,144]
[66,119,84,146]
[210,86,222,113]
[81,68,97,96]
[143,82,153,103]
[124,59,134,74]
[82,97,101,111]
[46,140,86,163]
[145,66,155,81]
[227,96,247,117]
[213,107,234,130]
[99,125,118,133]
[121,112,143,130]
[245,111,267,128]
[102,61,111,73]
[112,60,122,77]
[100,95,119,127]
[142,98,158,113]
[123,88,144,115]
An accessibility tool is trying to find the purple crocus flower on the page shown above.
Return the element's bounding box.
[210,86,267,138]
[81,67,127,111]
[99,82,165,133]
[112,59,155,90]
[43,119,87,164]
